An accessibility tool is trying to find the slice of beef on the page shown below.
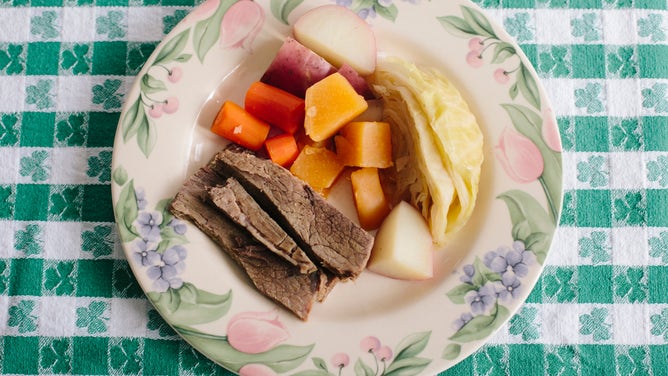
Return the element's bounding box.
[210,144,374,280]
[168,165,323,320]
[208,178,317,274]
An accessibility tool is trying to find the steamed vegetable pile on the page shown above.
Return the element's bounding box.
[209,5,484,281]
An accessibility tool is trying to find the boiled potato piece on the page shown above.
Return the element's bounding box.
[367,201,434,280]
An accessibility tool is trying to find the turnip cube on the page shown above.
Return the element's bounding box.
[293,5,377,75]
[367,201,434,280]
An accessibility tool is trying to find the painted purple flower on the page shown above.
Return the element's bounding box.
[484,241,536,279]
[357,7,376,19]
[460,264,475,284]
[336,0,353,6]
[146,245,186,292]
[168,218,187,235]
[136,211,162,241]
[131,239,160,266]
[453,312,473,331]
[465,283,497,314]
[497,273,522,301]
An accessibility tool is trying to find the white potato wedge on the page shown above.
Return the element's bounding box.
[293,5,377,75]
[367,201,434,280]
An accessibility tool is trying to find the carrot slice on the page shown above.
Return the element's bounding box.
[265,133,300,167]
[211,101,271,151]
[245,81,306,134]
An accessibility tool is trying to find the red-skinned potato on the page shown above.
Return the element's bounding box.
[261,37,337,98]
[293,5,377,75]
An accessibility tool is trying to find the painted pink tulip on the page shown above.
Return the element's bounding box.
[220,0,265,50]
[468,37,484,53]
[162,97,179,114]
[374,345,393,362]
[542,109,562,152]
[494,68,510,84]
[227,310,289,354]
[239,364,278,376]
[495,127,544,183]
[466,51,483,68]
[168,66,183,83]
[360,336,381,353]
[331,353,350,368]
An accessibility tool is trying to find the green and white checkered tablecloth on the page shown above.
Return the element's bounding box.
[0,0,666,374]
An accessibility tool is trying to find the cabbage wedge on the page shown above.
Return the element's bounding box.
[368,57,483,246]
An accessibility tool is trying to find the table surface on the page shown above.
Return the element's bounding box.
[0,0,667,375]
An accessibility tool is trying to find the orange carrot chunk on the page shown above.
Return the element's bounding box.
[210,101,270,151]
[244,81,306,134]
[265,133,300,167]
[335,121,393,168]
[350,167,391,230]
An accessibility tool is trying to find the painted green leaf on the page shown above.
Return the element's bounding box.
[193,0,236,62]
[173,53,193,63]
[394,331,431,361]
[112,166,128,186]
[437,16,477,38]
[116,179,139,242]
[147,283,232,326]
[446,283,477,304]
[516,63,541,109]
[498,190,553,263]
[121,97,147,143]
[375,3,398,22]
[141,74,167,94]
[291,370,331,376]
[501,103,562,222]
[154,29,191,66]
[449,304,510,342]
[137,120,157,158]
[384,357,431,376]
[354,359,375,376]
[270,0,303,24]
[491,42,516,64]
[509,82,519,100]
[311,357,328,372]
[177,326,314,373]
[461,6,496,38]
[442,343,461,360]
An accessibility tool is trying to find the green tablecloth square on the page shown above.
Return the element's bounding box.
[96,0,129,5]
[43,260,76,296]
[2,337,40,374]
[525,275,543,303]
[634,0,668,9]
[92,42,128,76]
[638,45,668,78]
[54,113,87,147]
[72,337,109,374]
[81,184,113,222]
[14,184,50,221]
[162,0,197,6]
[579,345,615,375]
[518,44,538,68]
[646,189,668,227]
[0,114,20,146]
[642,116,668,151]
[648,266,668,303]
[8,259,44,296]
[143,339,182,374]
[26,43,61,76]
[576,190,612,227]
[574,116,609,152]
[87,112,120,147]
[75,259,114,297]
[30,0,64,6]
[509,344,544,375]
[48,185,84,222]
[571,45,606,79]
[19,112,55,148]
[611,190,646,227]
[577,265,614,303]
[650,345,668,371]
[503,0,537,9]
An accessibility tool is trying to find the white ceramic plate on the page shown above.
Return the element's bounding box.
[111,0,562,374]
